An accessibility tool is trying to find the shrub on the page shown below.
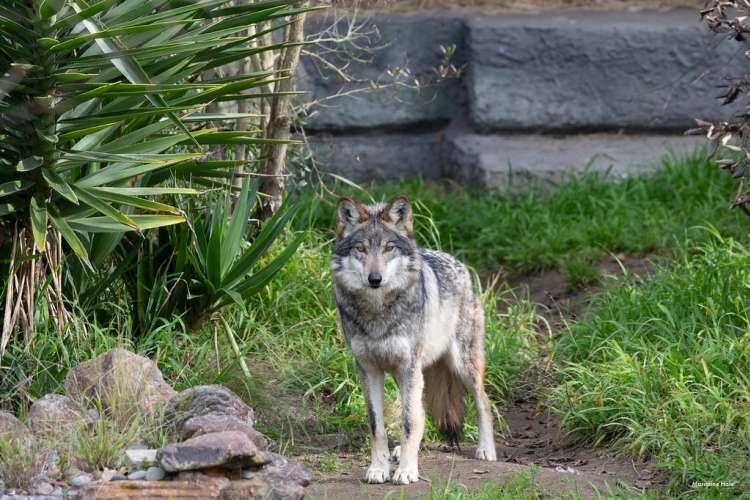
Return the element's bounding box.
[693,1,750,214]
[0,0,308,349]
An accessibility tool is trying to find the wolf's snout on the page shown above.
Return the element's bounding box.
[368,272,382,288]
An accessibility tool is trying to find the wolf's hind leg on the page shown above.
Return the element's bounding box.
[457,355,497,461]
[455,296,497,461]
[469,369,497,461]
[392,363,424,484]
[357,361,390,483]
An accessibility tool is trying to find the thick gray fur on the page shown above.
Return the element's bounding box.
[331,197,497,485]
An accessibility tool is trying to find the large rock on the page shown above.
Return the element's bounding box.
[0,410,30,442]
[300,15,466,131]
[28,394,93,435]
[467,11,744,132]
[180,415,269,450]
[163,385,254,435]
[157,431,268,472]
[64,348,176,415]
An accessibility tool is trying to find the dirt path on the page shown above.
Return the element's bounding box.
[305,255,665,499]
[507,253,653,329]
[306,396,666,498]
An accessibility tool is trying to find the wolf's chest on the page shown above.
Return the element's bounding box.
[349,332,416,370]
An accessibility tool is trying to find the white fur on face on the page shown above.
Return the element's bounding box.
[333,251,413,295]
[331,253,366,290]
[381,253,414,290]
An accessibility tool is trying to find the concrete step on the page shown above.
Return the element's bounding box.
[307,131,707,188]
[444,132,707,189]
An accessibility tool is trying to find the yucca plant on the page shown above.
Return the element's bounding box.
[105,177,303,334]
[0,0,311,353]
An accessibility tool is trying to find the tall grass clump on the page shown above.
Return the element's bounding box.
[551,229,750,495]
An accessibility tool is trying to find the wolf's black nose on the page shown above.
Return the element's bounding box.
[368,272,382,287]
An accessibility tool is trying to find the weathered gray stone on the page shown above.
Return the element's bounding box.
[0,411,30,442]
[64,348,175,415]
[29,481,54,496]
[144,467,165,481]
[444,132,707,189]
[308,132,443,182]
[467,11,744,132]
[157,431,268,472]
[123,449,158,469]
[239,452,310,500]
[126,471,146,481]
[180,415,269,450]
[28,394,92,435]
[70,473,92,487]
[300,15,466,131]
[163,385,254,435]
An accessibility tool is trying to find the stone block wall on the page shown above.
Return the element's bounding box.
[298,10,735,188]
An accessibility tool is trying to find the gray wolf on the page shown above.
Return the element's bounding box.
[331,196,497,485]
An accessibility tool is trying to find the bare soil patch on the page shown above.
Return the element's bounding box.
[307,400,666,499]
[508,253,653,329]
[308,447,638,499]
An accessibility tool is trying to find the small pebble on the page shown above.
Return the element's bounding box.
[241,469,254,480]
[71,473,92,487]
[111,474,129,481]
[145,466,166,481]
[128,470,147,480]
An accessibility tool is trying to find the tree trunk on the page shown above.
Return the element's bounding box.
[255,2,308,222]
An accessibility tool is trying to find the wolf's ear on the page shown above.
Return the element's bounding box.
[382,196,413,236]
[336,197,368,237]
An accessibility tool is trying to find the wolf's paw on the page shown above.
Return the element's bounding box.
[475,446,497,461]
[391,465,419,485]
[390,445,401,463]
[365,464,390,484]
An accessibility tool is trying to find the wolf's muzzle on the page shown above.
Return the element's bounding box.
[368,272,382,288]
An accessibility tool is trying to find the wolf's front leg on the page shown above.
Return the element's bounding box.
[392,364,424,485]
[357,361,390,483]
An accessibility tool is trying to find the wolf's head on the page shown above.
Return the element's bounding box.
[331,196,420,294]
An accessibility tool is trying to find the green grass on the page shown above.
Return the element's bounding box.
[300,152,744,276]
[423,468,551,500]
[551,229,750,496]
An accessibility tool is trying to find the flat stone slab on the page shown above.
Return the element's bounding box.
[468,10,743,132]
[445,132,707,189]
[158,431,267,472]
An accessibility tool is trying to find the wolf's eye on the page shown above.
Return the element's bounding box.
[354,243,366,253]
[384,242,395,253]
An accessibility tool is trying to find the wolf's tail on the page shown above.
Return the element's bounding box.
[423,356,465,447]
